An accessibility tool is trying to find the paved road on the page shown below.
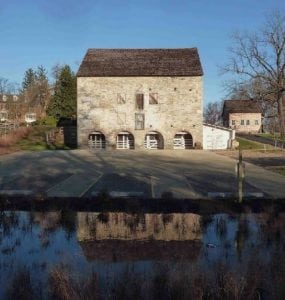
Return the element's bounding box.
[238,133,285,149]
[0,149,284,199]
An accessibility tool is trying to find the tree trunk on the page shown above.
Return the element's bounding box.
[277,93,285,138]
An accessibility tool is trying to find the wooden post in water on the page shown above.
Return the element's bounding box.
[237,149,245,203]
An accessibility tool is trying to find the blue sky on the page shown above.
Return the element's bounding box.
[0,0,284,105]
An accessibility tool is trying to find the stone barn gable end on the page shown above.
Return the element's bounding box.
[77,48,204,150]
[222,100,262,133]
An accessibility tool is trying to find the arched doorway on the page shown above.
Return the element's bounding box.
[88,131,106,149]
[173,132,193,149]
[144,131,164,149]
[116,132,134,149]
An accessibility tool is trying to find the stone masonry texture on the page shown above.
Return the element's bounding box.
[77,76,203,149]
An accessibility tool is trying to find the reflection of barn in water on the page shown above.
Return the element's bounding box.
[77,212,202,261]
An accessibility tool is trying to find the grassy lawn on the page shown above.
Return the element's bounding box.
[257,133,285,142]
[236,137,266,150]
[16,126,71,151]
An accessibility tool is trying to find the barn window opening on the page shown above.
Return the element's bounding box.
[241,120,245,125]
[149,93,158,104]
[255,120,259,125]
[231,120,236,126]
[144,131,164,149]
[136,94,144,110]
[88,132,106,149]
[135,113,144,130]
[173,132,193,149]
[246,120,250,125]
[116,132,134,149]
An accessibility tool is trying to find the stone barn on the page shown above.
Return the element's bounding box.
[77,48,203,150]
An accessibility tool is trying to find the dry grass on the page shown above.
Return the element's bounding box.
[0,127,31,146]
[0,127,31,155]
[48,266,100,300]
[45,260,280,300]
[4,247,285,299]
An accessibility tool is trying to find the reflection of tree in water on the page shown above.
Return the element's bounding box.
[199,214,214,232]
[257,212,284,248]
[215,216,227,240]
[235,215,250,261]
[29,211,76,247]
[60,210,76,239]
[0,211,20,238]
[6,267,34,300]
[0,212,21,255]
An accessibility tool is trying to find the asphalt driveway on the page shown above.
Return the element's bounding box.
[0,149,284,199]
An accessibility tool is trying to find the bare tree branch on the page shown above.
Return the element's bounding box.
[221,11,285,136]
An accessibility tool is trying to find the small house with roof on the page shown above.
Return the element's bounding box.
[77,48,203,150]
[222,100,262,133]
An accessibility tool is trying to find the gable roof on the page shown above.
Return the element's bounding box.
[77,48,203,77]
[222,100,262,116]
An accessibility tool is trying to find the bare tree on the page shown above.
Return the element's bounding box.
[223,11,285,137]
[204,101,223,125]
[0,77,16,94]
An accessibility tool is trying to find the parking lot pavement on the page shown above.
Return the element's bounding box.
[84,173,152,198]
[0,149,284,199]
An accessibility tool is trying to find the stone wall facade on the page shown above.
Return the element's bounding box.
[77,76,203,149]
[229,112,261,133]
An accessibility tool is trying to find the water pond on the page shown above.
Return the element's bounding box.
[0,210,284,299]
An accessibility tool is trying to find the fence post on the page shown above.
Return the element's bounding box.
[237,149,245,203]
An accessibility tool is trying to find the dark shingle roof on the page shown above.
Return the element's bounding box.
[222,100,262,115]
[77,48,203,77]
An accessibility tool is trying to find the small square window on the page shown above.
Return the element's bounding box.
[241,120,245,125]
[149,93,158,104]
[255,120,259,125]
[246,120,250,125]
[232,120,236,126]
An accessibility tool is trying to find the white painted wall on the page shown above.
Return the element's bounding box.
[203,124,235,150]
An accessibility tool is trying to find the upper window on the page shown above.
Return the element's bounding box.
[232,120,236,126]
[246,120,250,125]
[255,120,259,125]
[241,120,245,125]
[136,94,144,110]
[149,93,158,104]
